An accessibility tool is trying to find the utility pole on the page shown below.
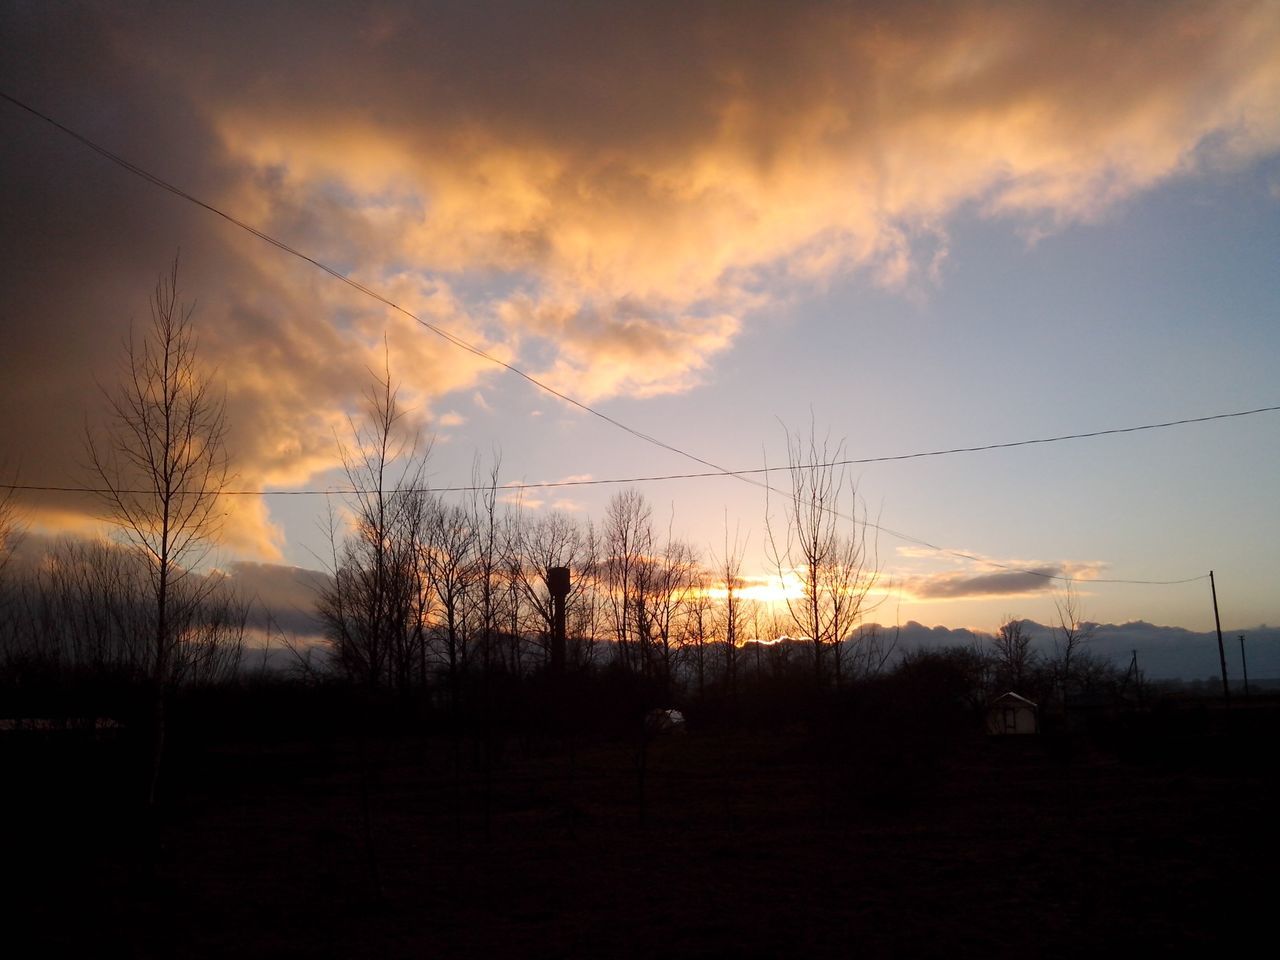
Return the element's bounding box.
[1239,634,1250,697]
[1127,649,1144,708]
[1210,570,1230,709]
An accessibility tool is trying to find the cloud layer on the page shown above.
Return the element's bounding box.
[899,559,1109,600]
[3,1,1278,557]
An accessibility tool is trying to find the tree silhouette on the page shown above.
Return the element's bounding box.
[318,358,433,692]
[511,510,596,671]
[0,469,21,588]
[765,421,878,686]
[85,255,233,806]
[991,616,1036,690]
[716,517,748,699]
[1053,584,1096,714]
[602,489,654,675]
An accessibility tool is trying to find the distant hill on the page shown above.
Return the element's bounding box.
[881,619,1279,682]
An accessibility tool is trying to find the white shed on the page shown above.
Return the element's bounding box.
[986,692,1038,735]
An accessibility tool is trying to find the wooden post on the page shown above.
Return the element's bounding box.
[1239,635,1250,697]
[1210,570,1230,709]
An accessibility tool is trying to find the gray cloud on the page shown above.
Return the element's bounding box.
[904,566,1065,599]
[222,561,331,640]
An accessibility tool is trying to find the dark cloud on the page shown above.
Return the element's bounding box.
[906,566,1065,599]
[2,533,329,643]
[222,561,331,639]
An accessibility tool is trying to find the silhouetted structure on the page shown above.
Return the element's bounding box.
[986,692,1039,735]
[549,565,569,674]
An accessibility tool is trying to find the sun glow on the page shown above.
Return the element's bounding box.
[702,571,806,605]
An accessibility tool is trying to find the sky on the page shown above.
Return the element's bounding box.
[2,0,1278,642]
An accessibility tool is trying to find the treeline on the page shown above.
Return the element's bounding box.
[0,269,1137,734]
[0,532,1141,738]
[983,608,1146,716]
[0,337,887,731]
[298,371,887,709]
[0,538,247,716]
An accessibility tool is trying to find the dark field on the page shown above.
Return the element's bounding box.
[8,701,1279,958]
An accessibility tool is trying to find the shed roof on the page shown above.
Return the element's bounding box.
[989,692,1038,708]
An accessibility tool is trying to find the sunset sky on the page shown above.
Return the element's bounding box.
[2,1,1278,638]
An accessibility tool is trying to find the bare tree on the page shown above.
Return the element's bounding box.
[169,571,249,686]
[0,475,23,661]
[646,531,699,699]
[823,506,879,687]
[0,538,247,687]
[0,469,22,586]
[512,510,594,670]
[424,496,477,703]
[567,520,604,669]
[469,454,504,674]
[1053,584,1096,713]
[716,517,748,697]
[990,616,1035,690]
[498,505,528,675]
[318,358,433,692]
[2,538,150,676]
[85,256,233,805]
[602,489,654,674]
[313,359,435,900]
[684,568,715,698]
[765,421,878,686]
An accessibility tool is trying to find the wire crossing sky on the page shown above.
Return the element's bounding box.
[5,400,1276,498]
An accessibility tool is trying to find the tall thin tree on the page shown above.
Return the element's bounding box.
[86,255,232,805]
[765,421,877,686]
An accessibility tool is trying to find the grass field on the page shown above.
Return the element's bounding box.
[7,700,1278,958]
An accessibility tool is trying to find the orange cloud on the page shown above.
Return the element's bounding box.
[196,2,1280,375]
[4,1,1279,559]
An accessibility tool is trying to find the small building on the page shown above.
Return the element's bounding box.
[645,708,687,736]
[986,692,1038,735]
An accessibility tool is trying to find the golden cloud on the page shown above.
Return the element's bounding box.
[4,1,1279,560]
[194,2,1280,363]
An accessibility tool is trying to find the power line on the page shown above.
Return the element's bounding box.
[0,90,1225,587]
[0,454,1223,590]
[0,479,1209,586]
[0,90,733,479]
[4,401,1276,499]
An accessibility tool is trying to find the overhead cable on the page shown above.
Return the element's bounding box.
[4,402,1276,499]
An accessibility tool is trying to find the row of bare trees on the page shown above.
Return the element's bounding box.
[316,371,885,702]
[315,369,606,698]
[0,539,246,687]
[1,259,886,718]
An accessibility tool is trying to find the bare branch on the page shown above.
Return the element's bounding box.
[84,254,233,689]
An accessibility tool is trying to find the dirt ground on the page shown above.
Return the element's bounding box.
[8,706,1278,958]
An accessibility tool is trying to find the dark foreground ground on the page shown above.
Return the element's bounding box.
[7,701,1279,958]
